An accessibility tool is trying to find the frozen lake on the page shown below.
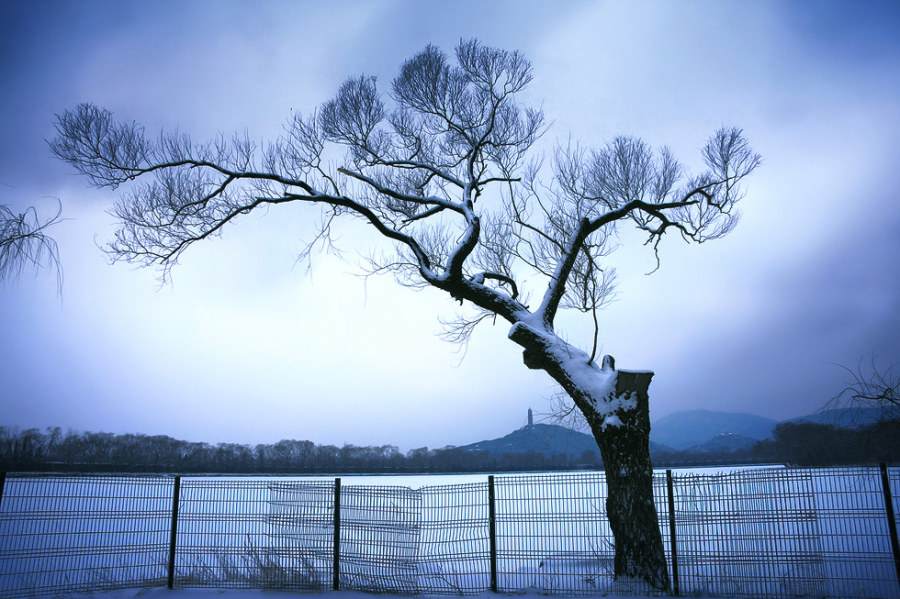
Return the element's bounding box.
[263,464,781,488]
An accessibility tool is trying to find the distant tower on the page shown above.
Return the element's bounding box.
[527,407,533,427]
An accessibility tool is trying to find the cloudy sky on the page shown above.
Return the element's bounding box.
[1,0,899,450]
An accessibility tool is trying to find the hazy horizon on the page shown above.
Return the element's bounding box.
[0,401,873,453]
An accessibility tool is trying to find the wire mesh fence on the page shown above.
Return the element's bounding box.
[1,466,898,599]
[0,475,172,597]
[493,471,635,595]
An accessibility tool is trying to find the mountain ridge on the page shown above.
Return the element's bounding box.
[458,422,672,459]
[458,407,887,458]
[649,409,779,451]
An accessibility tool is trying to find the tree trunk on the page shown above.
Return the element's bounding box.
[507,324,669,589]
[585,370,670,590]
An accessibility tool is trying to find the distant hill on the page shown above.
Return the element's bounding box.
[458,423,672,458]
[650,409,778,451]
[456,407,891,463]
[684,432,760,454]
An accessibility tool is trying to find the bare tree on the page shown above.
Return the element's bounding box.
[51,40,759,589]
[0,200,62,287]
[829,357,899,423]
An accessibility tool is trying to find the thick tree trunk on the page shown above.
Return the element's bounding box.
[584,370,670,591]
[507,324,669,589]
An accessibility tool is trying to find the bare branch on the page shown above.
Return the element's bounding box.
[533,128,759,329]
[0,200,63,290]
[827,357,900,423]
[438,308,495,347]
[336,167,463,215]
[542,387,590,432]
[319,75,385,151]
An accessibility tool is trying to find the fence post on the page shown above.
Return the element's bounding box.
[333,477,342,591]
[167,475,181,590]
[666,469,680,597]
[0,472,6,509]
[879,463,900,591]
[488,475,498,593]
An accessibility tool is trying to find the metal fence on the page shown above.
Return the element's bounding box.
[1,466,898,599]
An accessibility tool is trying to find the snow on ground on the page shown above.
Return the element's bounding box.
[75,588,659,599]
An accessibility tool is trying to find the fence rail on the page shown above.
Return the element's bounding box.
[1,466,898,599]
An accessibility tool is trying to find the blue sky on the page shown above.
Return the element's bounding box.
[1,0,899,450]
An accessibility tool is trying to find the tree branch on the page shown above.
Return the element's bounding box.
[470,271,519,300]
[336,167,464,215]
[0,200,63,290]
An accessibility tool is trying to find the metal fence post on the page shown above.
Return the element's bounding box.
[666,469,680,597]
[0,472,6,509]
[333,477,342,591]
[167,475,181,590]
[879,463,900,591]
[488,475,498,593]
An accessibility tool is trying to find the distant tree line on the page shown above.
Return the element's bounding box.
[752,420,899,467]
[1,422,896,474]
[652,420,899,468]
[0,426,604,473]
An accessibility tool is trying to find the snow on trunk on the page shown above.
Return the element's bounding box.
[507,323,669,590]
[585,370,670,591]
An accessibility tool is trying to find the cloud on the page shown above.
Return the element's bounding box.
[1,0,899,448]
